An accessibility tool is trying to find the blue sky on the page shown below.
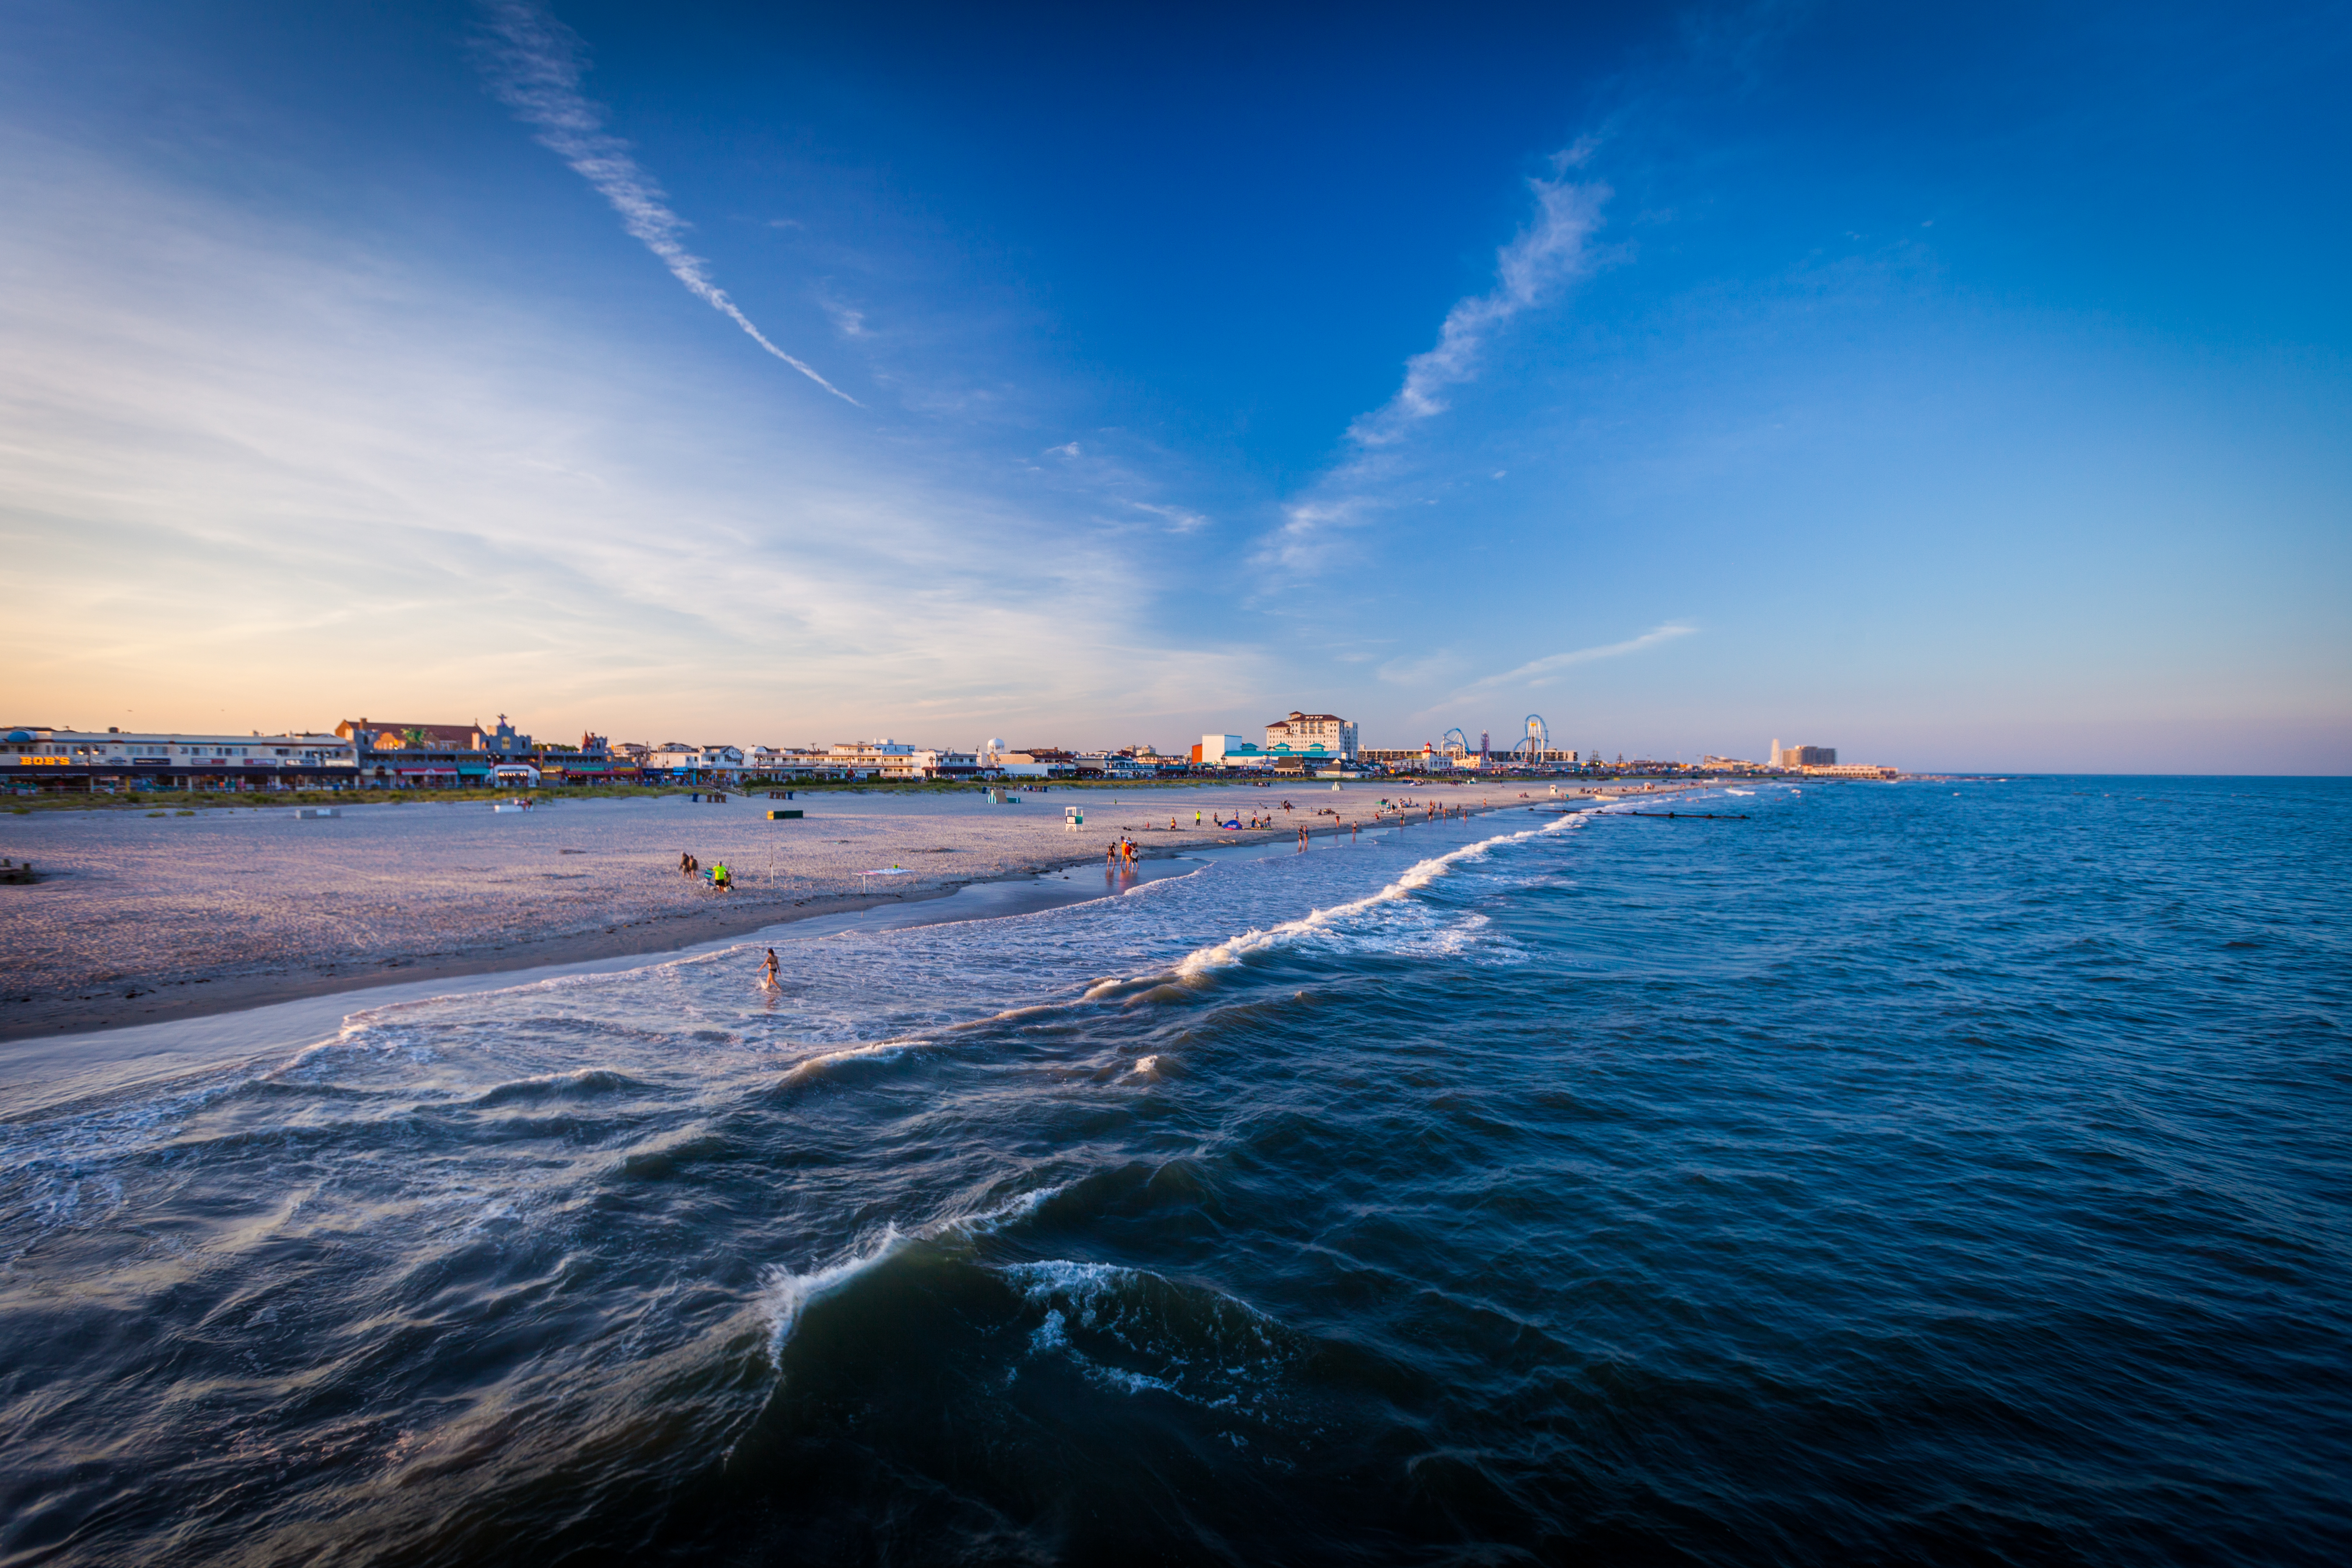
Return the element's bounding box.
[3,0,2347,770]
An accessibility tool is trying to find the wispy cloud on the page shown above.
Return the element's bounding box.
[1349,144,1610,446]
[1455,622,1694,694]
[472,1,858,404]
[1129,500,1208,534]
[1264,495,1368,572]
[820,296,868,338]
[1377,648,1469,686]
[1264,144,1611,573]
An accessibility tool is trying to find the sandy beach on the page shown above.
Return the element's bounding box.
[0,779,1654,1040]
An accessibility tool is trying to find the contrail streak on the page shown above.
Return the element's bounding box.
[474,0,859,405]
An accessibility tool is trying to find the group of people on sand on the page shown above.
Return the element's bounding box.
[680,851,732,890]
[1106,836,1140,869]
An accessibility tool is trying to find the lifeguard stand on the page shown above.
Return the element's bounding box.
[1064,805,1084,830]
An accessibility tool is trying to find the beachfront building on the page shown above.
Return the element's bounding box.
[916,750,987,780]
[0,717,637,792]
[1264,711,1359,763]
[642,743,746,783]
[329,714,593,789]
[869,748,983,781]
[1361,744,1465,773]
[335,715,536,756]
[1,727,357,792]
[1799,762,1900,779]
[997,748,1078,779]
[805,740,983,781]
[733,746,863,781]
[747,745,828,777]
[1767,740,1838,769]
[1113,746,1190,777]
[1070,752,1153,779]
[1193,734,1274,770]
[823,740,917,779]
[532,733,624,786]
[1358,743,1584,774]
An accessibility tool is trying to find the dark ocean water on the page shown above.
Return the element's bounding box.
[3,777,2348,1566]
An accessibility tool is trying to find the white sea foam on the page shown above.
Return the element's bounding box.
[1000,1258,1285,1406]
[757,1180,1070,1359]
[771,1038,925,1087]
[1004,1257,1143,1309]
[758,1228,910,1360]
[1170,812,1581,979]
[937,1180,1068,1238]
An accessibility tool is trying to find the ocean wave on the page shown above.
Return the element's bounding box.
[759,1229,913,1360]
[469,1067,647,1106]
[768,1037,929,1090]
[1003,1259,1292,1408]
[758,1179,1072,1361]
[1168,813,1580,980]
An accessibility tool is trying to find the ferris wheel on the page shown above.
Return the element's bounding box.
[1511,714,1550,760]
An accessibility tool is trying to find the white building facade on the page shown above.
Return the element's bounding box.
[645,743,748,780]
[1263,711,1358,761]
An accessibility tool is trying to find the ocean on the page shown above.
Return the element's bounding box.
[3,777,2347,1565]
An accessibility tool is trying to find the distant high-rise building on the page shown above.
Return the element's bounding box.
[1769,739,1836,768]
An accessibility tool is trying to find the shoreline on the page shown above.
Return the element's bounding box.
[2,787,1667,1046]
[2,823,1323,1043]
[0,882,971,1044]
